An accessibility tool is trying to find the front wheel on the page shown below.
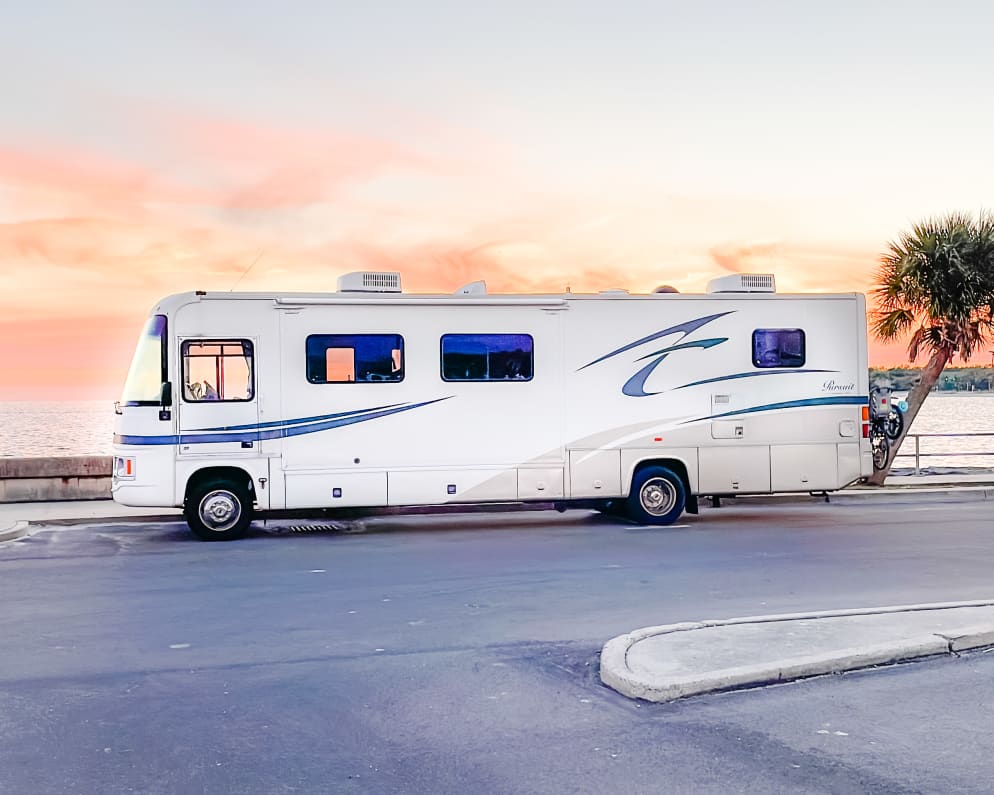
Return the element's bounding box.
[185,478,253,541]
[626,466,687,526]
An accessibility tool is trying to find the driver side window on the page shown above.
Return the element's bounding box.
[182,339,255,402]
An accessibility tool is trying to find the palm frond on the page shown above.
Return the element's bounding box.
[872,308,916,340]
[873,211,994,361]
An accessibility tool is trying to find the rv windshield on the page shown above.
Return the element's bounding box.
[120,315,167,406]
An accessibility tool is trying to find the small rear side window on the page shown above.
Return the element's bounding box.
[441,334,534,381]
[752,329,806,368]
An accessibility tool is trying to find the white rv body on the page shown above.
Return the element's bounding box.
[112,274,872,536]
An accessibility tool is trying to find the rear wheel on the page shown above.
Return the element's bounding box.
[871,434,890,470]
[884,408,904,440]
[626,466,686,526]
[185,477,253,541]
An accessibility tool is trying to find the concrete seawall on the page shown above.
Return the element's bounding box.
[0,457,111,503]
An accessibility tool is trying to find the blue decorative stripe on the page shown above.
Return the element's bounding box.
[683,395,867,425]
[114,398,451,446]
[673,369,837,390]
[196,403,405,432]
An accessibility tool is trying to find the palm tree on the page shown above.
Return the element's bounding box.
[867,212,994,484]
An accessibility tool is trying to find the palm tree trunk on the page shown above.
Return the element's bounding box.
[865,348,951,485]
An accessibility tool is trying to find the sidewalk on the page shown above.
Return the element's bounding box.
[0,500,180,541]
[601,601,994,703]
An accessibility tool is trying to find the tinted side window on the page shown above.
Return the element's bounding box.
[306,334,404,383]
[441,334,534,381]
[752,329,805,368]
[182,340,254,401]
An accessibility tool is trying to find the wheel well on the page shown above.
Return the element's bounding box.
[184,467,255,507]
[631,459,692,496]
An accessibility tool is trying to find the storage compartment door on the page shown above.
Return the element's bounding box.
[518,467,565,500]
[388,469,518,506]
[569,450,621,498]
[285,471,387,509]
[698,446,770,494]
[771,444,839,492]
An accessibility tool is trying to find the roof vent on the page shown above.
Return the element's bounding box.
[337,271,402,293]
[455,280,487,296]
[706,273,776,294]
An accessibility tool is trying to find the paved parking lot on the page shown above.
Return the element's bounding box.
[2,499,993,793]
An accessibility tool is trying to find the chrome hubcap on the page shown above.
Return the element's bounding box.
[640,478,677,516]
[199,490,241,532]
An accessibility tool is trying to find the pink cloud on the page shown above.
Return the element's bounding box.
[146,112,434,210]
[0,146,214,218]
[0,110,434,220]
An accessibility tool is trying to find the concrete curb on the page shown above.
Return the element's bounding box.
[0,521,29,543]
[834,486,994,502]
[24,514,183,527]
[736,486,994,507]
[600,601,994,703]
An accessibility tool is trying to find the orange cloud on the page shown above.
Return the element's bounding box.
[0,314,142,401]
[0,217,268,322]
[0,106,917,396]
[709,239,876,293]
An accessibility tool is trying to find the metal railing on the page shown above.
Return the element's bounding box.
[894,432,994,475]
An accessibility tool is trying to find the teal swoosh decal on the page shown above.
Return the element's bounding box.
[682,395,867,425]
[673,369,836,390]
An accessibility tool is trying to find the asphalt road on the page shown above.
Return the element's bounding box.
[1,497,993,794]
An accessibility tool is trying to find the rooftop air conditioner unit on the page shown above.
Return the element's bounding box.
[337,271,403,293]
[706,273,776,294]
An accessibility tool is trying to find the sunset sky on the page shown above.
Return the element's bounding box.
[2,1,993,400]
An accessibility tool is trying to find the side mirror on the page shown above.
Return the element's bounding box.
[160,381,173,407]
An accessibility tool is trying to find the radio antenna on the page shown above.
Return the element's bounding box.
[231,250,264,291]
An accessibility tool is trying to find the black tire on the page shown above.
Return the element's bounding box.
[884,407,904,441]
[626,466,687,526]
[596,500,627,516]
[872,435,890,470]
[185,477,253,541]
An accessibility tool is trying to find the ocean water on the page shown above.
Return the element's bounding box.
[1,401,117,458]
[2,393,994,468]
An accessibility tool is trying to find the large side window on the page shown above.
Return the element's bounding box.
[306,334,404,383]
[441,334,534,381]
[182,340,254,401]
[752,329,806,368]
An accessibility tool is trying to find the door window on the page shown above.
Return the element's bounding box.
[182,339,255,401]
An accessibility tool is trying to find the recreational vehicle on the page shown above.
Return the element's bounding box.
[112,272,872,540]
